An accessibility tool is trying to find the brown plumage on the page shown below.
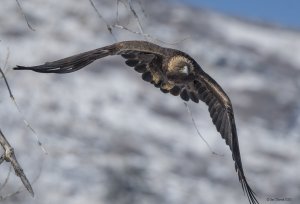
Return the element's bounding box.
[14,40,259,204]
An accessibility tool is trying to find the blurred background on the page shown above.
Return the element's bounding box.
[0,0,300,203]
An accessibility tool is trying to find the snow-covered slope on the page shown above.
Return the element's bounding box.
[0,0,299,203]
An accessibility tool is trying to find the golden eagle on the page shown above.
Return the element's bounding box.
[14,41,259,204]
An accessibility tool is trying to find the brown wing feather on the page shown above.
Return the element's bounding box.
[175,70,259,204]
[13,41,167,73]
[14,46,116,73]
[120,51,167,90]
[13,41,170,92]
[161,67,258,203]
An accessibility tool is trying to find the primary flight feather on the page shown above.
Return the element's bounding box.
[14,40,259,204]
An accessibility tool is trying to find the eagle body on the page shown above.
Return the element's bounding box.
[14,40,259,204]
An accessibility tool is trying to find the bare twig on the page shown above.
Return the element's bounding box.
[116,0,121,24]
[0,68,13,99]
[89,0,188,45]
[0,130,34,196]
[0,155,43,201]
[112,24,189,45]
[15,0,35,31]
[136,0,147,18]
[184,102,223,157]
[2,47,10,73]
[0,166,12,192]
[127,0,145,37]
[0,65,47,154]
[89,0,117,41]
[117,0,148,40]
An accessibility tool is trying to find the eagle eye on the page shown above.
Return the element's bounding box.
[180,65,189,74]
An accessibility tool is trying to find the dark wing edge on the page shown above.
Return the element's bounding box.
[13,41,166,74]
[193,71,259,204]
[13,45,116,73]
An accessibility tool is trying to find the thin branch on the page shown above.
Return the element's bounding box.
[112,24,189,45]
[136,0,147,18]
[0,130,34,196]
[15,0,35,31]
[0,68,13,100]
[117,0,148,40]
[0,155,43,201]
[0,153,44,201]
[116,0,121,25]
[0,187,22,201]
[183,102,223,157]
[90,0,188,45]
[89,0,117,42]
[2,47,10,73]
[0,166,12,192]
[0,66,47,154]
[127,0,145,38]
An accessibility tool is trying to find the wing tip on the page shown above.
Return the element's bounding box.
[13,65,61,73]
[13,65,33,70]
[240,174,260,204]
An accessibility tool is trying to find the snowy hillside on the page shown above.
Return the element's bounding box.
[0,0,299,204]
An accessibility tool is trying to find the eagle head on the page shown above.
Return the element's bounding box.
[167,55,194,83]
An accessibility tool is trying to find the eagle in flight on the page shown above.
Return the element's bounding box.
[14,41,259,204]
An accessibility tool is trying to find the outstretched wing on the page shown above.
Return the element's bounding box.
[14,41,258,203]
[14,41,171,90]
[169,69,258,204]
